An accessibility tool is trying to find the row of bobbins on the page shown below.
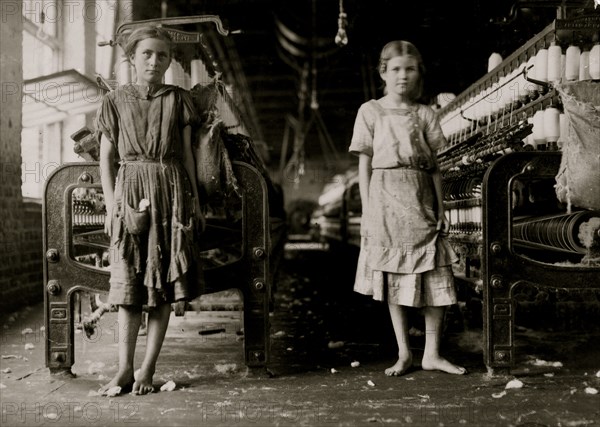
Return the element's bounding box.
[489,40,600,83]
[525,105,565,150]
[440,38,599,146]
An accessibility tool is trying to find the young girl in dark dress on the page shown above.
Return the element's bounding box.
[97,26,203,395]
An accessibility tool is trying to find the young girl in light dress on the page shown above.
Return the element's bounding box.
[350,41,466,376]
[97,26,203,395]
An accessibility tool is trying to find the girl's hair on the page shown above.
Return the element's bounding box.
[122,26,173,58]
[378,40,425,100]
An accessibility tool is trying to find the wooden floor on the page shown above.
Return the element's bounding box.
[1,249,599,426]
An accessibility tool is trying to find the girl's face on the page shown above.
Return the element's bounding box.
[380,55,420,98]
[130,38,171,85]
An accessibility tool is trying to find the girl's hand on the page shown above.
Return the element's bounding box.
[436,211,450,235]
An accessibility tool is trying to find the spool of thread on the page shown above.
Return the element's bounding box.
[579,50,591,80]
[466,98,476,131]
[565,45,580,81]
[532,109,546,147]
[589,43,600,80]
[516,63,529,101]
[481,91,492,120]
[489,82,501,116]
[543,107,560,143]
[488,52,503,72]
[505,69,518,106]
[526,56,539,95]
[176,62,186,87]
[164,62,176,85]
[167,61,186,87]
[474,95,484,122]
[557,113,568,148]
[517,74,529,101]
[547,42,562,83]
[191,59,210,86]
[535,48,548,82]
[498,74,511,109]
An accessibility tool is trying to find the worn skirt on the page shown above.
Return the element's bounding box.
[107,160,203,307]
[354,168,458,307]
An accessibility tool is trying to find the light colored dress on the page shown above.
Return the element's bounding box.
[349,100,458,307]
[96,83,202,307]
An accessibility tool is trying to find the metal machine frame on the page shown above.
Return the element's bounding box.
[482,151,600,374]
[43,161,271,375]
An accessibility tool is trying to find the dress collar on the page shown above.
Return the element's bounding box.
[370,99,418,115]
[122,83,177,99]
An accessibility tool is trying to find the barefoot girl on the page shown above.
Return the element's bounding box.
[97,25,203,395]
[349,41,466,377]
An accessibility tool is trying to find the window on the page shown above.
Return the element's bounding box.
[22,0,61,79]
[21,1,61,198]
[21,0,113,199]
[95,0,116,78]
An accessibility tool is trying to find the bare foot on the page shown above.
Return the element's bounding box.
[384,352,413,376]
[421,355,467,375]
[132,367,155,395]
[98,369,134,396]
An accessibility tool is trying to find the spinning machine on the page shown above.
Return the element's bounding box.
[436,14,600,373]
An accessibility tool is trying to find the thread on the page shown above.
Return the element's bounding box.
[589,43,600,80]
[565,45,580,81]
[164,62,175,85]
[513,211,600,254]
[579,50,591,80]
[532,109,546,147]
[547,42,562,83]
[535,48,548,82]
[488,53,503,72]
[543,107,560,143]
[557,113,568,148]
[191,59,210,86]
[516,62,529,100]
[526,56,539,95]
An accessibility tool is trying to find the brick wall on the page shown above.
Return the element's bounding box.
[0,3,42,314]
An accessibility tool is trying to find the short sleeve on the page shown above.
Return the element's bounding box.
[179,89,200,128]
[95,93,118,149]
[349,103,375,157]
[421,105,447,152]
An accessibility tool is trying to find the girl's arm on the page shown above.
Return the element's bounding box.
[358,154,372,213]
[424,109,449,233]
[99,135,116,235]
[431,159,449,233]
[182,125,204,231]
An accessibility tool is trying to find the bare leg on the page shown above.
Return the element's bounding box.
[421,306,466,374]
[385,303,413,376]
[99,305,141,394]
[132,303,171,395]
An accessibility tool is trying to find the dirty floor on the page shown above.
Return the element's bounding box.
[1,249,599,426]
